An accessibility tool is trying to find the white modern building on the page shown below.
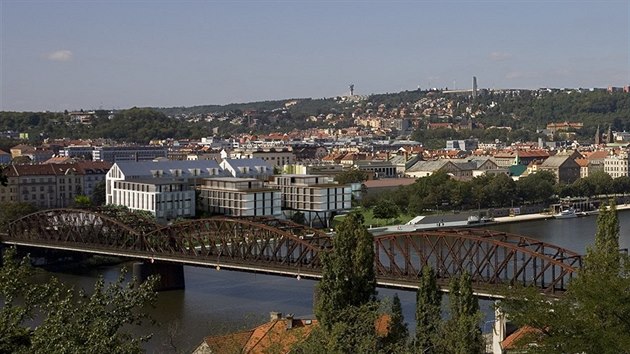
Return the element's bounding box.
[197,177,282,217]
[269,174,352,227]
[220,158,274,180]
[106,160,222,221]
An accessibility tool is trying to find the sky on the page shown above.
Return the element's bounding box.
[1,0,629,112]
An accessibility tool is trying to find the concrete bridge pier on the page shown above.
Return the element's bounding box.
[133,261,185,291]
[491,301,507,354]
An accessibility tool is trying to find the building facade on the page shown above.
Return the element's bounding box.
[604,151,630,178]
[269,174,351,226]
[197,177,282,217]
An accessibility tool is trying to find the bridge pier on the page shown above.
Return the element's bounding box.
[133,261,185,291]
[491,301,507,354]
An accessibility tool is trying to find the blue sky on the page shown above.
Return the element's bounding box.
[1,0,628,112]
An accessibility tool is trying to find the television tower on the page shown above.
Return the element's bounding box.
[349,84,354,96]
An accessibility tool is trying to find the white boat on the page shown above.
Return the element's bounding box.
[554,208,577,219]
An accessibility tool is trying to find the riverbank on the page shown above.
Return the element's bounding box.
[368,204,630,235]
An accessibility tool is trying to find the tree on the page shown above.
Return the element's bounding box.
[0,202,37,229]
[313,212,378,350]
[91,180,107,206]
[414,266,442,353]
[73,195,92,208]
[382,294,409,353]
[0,248,157,353]
[334,169,368,185]
[372,199,400,220]
[440,272,484,354]
[291,211,306,225]
[501,202,630,352]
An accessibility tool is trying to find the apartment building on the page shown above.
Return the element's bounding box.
[197,177,282,217]
[230,148,295,168]
[106,160,222,221]
[604,151,630,178]
[269,174,351,226]
[111,179,194,220]
[93,146,168,162]
[0,161,111,208]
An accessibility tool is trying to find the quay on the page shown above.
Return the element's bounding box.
[368,204,630,235]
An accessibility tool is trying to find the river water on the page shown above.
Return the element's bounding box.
[35,211,630,353]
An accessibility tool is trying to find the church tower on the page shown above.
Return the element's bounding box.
[595,125,601,145]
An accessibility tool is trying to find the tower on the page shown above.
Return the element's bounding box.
[472,76,478,99]
[607,124,613,144]
[595,125,601,145]
[349,84,354,96]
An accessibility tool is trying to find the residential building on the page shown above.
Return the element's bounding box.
[106,160,222,221]
[445,139,479,151]
[10,144,54,163]
[604,150,630,178]
[93,146,168,162]
[269,174,352,227]
[193,313,318,354]
[0,150,11,164]
[0,161,111,207]
[538,153,581,184]
[231,148,295,168]
[405,158,504,181]
[197,177,282,217]
[110,178,194,220]
[492,150,550,168]
[59,145,95,159]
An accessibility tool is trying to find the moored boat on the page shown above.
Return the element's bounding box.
[554,208,577,219]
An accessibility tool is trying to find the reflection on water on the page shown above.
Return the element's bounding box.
[30,210,630,352]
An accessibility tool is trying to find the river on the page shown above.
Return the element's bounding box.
[34,210,630,353]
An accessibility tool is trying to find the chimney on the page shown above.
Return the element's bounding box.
[270,312,282,322]
[286,314,294,330]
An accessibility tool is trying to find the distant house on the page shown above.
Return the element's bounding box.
[538,153,581,184]
[193,313,318,354]
[405,158,504,181]
[193,312,392,354]
[0,149,11,165]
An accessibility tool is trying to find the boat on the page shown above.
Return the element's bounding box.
[467,215,480,224]
[554,208,577,219]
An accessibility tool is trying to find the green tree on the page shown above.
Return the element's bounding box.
[372,199,400,220]
[314,212,378,349]
[0,248,157,353]
[414,266,442,353]
[501,202,630,352]
[334,169,369,185]
[91,180,107,206]
[73,195,92,208]
[0,202,37,229]
[440,272,484,354]
[382,294,409,353]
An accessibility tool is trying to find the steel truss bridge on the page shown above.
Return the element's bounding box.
[0,209,583,297]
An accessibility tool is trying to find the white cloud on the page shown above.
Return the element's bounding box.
[489,51,512,62]
[46,50,73,62]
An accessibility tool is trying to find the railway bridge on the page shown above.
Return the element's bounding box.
[0,208,582,298]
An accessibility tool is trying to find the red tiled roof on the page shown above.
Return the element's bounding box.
[501,326,542,350]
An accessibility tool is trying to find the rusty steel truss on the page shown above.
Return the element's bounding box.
[2,209,581,294]
[375,228,582,294]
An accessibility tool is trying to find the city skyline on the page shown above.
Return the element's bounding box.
[1,0,628,112]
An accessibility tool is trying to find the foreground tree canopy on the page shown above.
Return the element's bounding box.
[501,202,630,353]
[0,248,157,354]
